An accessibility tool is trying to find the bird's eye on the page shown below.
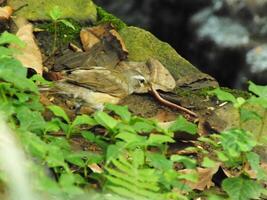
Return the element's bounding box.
[139,78,145,84]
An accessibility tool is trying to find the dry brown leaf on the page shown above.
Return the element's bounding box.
[88,163,103,174]
[11,22,43,74]
[147,58,176,92]
[0,6,13,20]
[80,28,100,51]
[180,166,219,191]
[80,24,128,60]
[108,29,128,56]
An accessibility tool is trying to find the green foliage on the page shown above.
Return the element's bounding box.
[49,6,76,30]
[39,6,81,54]
[208,83,267,142]
[168,116,197,134]
[222,176,263,200]
[1,31,267,200]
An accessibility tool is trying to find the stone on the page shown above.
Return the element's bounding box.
[119,26,202,81]
[7,0,97,21]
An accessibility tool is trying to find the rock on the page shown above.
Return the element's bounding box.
[119,26,204,81]
[246,45,267,84]
[197,16,250,48]
[7,0,97,21]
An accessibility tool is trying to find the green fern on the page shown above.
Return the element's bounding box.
[105,155,164,200]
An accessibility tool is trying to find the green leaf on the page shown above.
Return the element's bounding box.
[247,96,267,108]
[207,194,226,200]
[44,121,60,133]
[133,121,156,133]
[246,152,267,180]
[171,155,196,169]
[168,116,197,134]
[94,111,118,130]
[47,105,70,123]
[72,114,96,127]
[220,129,257,158]
[59,173,75,186]
[81,131,108,149]
[115,132,147,146]
[248,81,267,98]
[234,97,246,108]
[146,152,173,171]
[106,145,120,163]
[46,146,66,167]
[222,176,263,200]
[208,88,237,104]
[131,149,145,168]
[16,106,46,132]
[202,157,217,168]
[65,153,86,167]
[59,173,84,195]
[59,19,76,30]
[0,58,38,93]
[147,134,175,146]
[216,151,229,162]
[105,103,131,122]
[240,108,262,122]
[0,31,25,47]
[30,74,53,86]
[0,46,19,58]
[49,6,62,21]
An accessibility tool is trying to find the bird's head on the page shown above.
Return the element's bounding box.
[125,70,149,93]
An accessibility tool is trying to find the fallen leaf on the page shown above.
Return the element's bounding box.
[80,28,100,51]
[80,24,128,60]
[180,165,220,190]
[88,163,103,174]
[147,58,176,92]
[108,29,128,59]
[11,21,43,74]
[0,6,13,20]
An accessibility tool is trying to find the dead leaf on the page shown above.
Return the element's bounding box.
[180,166,219,190]
[80,28,100,51]
[0,6,13,20]
[88,163,103,174]
[80,24,128,60]
[108,29,128,58]
[11,21,43,74]
[147,58,176,92]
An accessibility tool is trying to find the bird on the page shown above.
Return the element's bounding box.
[51,66,148,110]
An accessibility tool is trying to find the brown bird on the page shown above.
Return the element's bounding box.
[52,66,148,110]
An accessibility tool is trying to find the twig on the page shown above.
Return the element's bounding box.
[149,84,198,118]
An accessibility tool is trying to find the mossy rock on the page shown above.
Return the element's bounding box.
[8,0,97,21]
[119,26,200,80]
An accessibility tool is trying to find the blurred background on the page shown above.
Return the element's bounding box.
[95,0,267,89]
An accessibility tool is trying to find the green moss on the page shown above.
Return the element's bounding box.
[8,0,97,21]
[119,27,200,80]
[96,6,127,30]
[175,87,215,97]
[37,19,82,53]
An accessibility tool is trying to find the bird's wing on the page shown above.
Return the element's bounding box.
[66,68,130,97]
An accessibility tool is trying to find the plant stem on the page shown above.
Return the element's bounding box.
[52,21,58,54]
[257,108,267,141]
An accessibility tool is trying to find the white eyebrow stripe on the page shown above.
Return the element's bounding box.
[132,75,146,80]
